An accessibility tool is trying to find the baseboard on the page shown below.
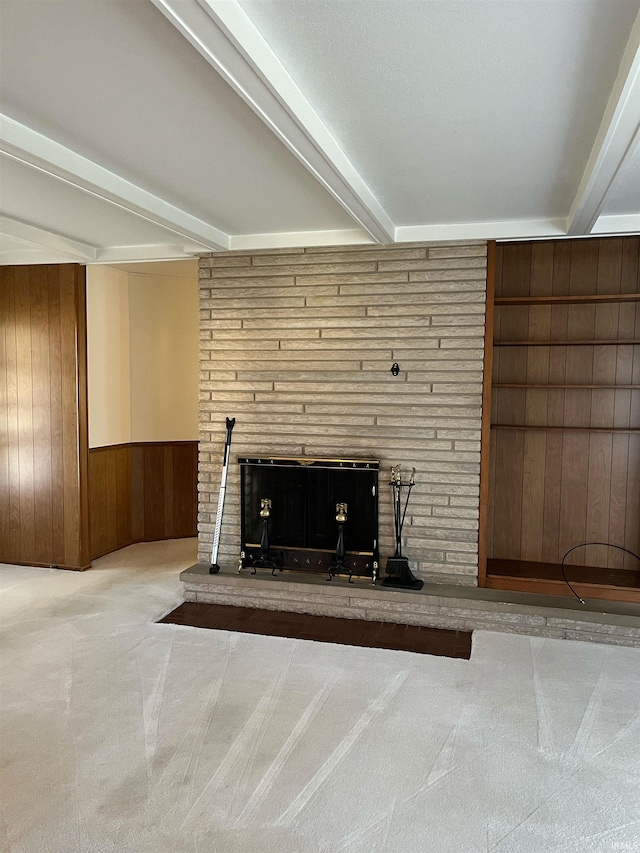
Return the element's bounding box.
[1,558,92,572]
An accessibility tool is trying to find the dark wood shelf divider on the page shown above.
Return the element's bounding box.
[494,339,640,347]
[493,383,640,389]
[491,424,640,434]
[495,293,640,306]
[486,559,640,603]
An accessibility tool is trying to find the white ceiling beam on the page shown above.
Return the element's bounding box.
[567,12,640,235]
[396,218,566,243]
[0,249,83,265]
[94,244,203,264]
[591,213,640,234]
[0,115,229,251]
[229,228,374,251]
[0,215,98,262]
[149,0,395,243]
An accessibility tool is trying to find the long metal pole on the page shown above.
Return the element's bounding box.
[210,417,235,573]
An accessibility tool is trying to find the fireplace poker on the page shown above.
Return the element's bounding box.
[209,416,236,574]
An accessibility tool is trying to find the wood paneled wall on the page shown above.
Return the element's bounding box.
[487,237,640,571]
[89,441,198,559]
[0,265,90,570]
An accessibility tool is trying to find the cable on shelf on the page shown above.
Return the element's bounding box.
[561,542,640,604]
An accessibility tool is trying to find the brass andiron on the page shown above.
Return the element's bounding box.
[328,502,353,583]
[381,465,424,590]
[252,498,280,576]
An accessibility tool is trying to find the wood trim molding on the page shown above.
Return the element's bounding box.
[90,440,198,451]
[76,268,91,570]
[477,240,496,587]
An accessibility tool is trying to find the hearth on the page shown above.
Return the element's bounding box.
[238,456,379,583]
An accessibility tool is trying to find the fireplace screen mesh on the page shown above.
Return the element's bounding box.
[239,456,379,577]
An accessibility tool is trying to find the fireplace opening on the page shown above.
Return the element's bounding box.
[239,456,379,582]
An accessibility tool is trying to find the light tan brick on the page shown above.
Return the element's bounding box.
[408,268,487,281]
[197,240,487,587]
[209,261,376,278]
[204,284,337,300]
[377,257,487,272]
[253,248,427,265]
[200,256,252,269]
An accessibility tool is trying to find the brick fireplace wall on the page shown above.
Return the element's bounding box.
[198,241,488,585]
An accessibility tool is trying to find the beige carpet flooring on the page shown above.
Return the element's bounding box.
[1,539,639,853]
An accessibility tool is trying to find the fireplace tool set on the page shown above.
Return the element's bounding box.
[381,465,424,590]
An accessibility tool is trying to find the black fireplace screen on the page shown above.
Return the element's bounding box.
[239,456,379,577]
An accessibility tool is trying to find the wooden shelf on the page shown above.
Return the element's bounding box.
[494,339,640,347]
[493,384,640,389]
[491,424,640,433]
[495,293,640,306]
[486,559,640,603]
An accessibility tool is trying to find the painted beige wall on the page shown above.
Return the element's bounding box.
[128,274,199,442]
[86,266,199,447]
[86,265,131,448]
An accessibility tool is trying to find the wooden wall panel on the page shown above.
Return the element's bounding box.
[89,441,197,559]
[487,237,640,580]
[0,264,90,570]
[172,433,198,539]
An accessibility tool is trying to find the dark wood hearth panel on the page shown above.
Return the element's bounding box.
[159,602,472,659]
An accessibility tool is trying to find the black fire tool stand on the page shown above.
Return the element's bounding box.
[381,465,424,590]
[328,502,353,583]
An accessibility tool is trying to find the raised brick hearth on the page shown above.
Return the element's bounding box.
[181,564,640,648]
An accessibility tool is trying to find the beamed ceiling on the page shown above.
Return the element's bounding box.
[1,0,639,264]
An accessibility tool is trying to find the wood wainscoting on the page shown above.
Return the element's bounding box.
[89,441,198,560]
[0,264,91,570]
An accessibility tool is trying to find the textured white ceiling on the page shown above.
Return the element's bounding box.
[0,155,189,247]
[0,0,638,262]
[0,0,355,236]
[602,145,640,216]
[239,0,639,226]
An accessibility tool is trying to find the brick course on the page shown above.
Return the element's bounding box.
[198,241,488,585]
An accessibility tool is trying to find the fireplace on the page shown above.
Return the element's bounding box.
[238,456,379,582]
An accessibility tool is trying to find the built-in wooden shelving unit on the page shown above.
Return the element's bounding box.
[479,236,640,603]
